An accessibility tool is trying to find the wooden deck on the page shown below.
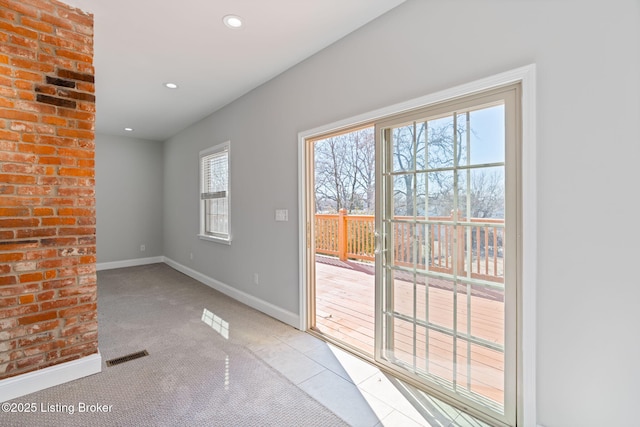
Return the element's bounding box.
[314,256,505,406]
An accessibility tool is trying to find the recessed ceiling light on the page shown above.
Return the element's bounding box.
[223,15,243,29]
[124,127,134,132]
[164,82,179,89]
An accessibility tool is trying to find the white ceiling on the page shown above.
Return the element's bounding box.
[60,0,405,141]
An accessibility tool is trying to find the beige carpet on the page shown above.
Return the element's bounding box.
[0,264,348,426]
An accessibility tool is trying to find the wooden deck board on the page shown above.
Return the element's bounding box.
[314,258,505,405]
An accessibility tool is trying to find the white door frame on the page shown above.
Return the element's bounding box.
[297,64,537,427]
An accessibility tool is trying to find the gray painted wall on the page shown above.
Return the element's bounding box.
[96,134,163,263]
[161,0,639,426]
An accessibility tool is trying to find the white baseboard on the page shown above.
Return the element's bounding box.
[163,257,300,329]
[0,351,102,402]
[96,256,164,271]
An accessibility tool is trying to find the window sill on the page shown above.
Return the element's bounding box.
[198,234,231,245]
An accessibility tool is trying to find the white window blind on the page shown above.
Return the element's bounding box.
[200,142,230,242]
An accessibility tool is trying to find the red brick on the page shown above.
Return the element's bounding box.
[57,108,92,121]
[0,9,17,21]
[40,13,75,31]
[41,297,77,311]
[3,1,40,18]
[38,258,76,270]
[60,342,97,358]
[20,0,57,13]
[37,54,73,70]
[18,90,36,101]
[17,310,57,325]
[41,217,75,226]
[0,109,38,122]
[0,97,14,108]
[59,227,95,236]
[0,231,14,240]
[42,115,67,126]
[0,284,39,298]
[0,218,39,228]
[58,168,94,177]
[39,135,75,147]
[58,188,94,197]
[0,240,38,251]
[18,294,34,305]
[79,255,96,265]
[1,196,41,206]
[38,156,61,165]
[24,249,57,260]
[24,341,66,357]
[0,174,36,184]
[0,297,18,308]
[15,354,46,370]
[57,128,94,139]
[75,82,93,93]
[2,164,46,175]
[0,140,17,151]
[18,332,54,347]
[0,187,15,198]
[0,21,38,39]
[0,207,29,216]
[54,27,91,46]
[21,16,54,34]
[0,152,38,163]
[78,236,96,246]
[58,207,92,217]
[77,198,95,207]
[16,228,57,238]
[36,291,55,302]
[10,34,38,50]
[0,44,36,61]
[33,208,54,216]
[0,276,18,286]
[0,129,20,141]
[42,278,75,290]
[19,272,43,283]
[1,304,38,320]
[42,197,75,207]
[76,217,95,226]
[58,147,93,159]
[40,237,76,247]
[14,80,34,90]
[15,72,45,85]
[17,185,53,196]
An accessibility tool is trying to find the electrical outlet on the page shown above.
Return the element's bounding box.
[253,273,259,285]
[140,244,146,252]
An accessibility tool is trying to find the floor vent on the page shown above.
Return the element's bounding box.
[106,350,149,367]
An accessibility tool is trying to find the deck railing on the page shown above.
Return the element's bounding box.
[315,209,504,283]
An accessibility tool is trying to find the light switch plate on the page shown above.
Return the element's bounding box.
[275,209,288,221]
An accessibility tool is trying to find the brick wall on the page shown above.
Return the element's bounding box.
[0,0,96,379]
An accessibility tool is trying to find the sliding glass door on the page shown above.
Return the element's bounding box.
[374,85,520,426]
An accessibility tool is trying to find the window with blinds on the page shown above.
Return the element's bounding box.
[199,141,230,243]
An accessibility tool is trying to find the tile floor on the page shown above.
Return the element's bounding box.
[249,325,492,427]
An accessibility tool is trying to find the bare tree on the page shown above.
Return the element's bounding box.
[314,114,504,220]
[314,128,375,214]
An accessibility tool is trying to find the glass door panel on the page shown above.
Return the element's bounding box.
[375,86,518,426]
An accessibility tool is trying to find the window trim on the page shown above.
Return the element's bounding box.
[199,141,231,245]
